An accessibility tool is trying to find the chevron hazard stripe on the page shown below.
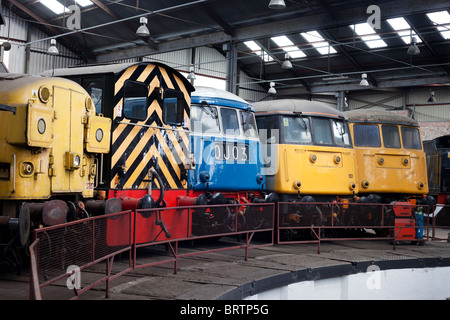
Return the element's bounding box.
[110,63,192,191]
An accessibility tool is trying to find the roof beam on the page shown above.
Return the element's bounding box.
[96,0,450,63]
[310,75,450,93]
[199,3,234,36]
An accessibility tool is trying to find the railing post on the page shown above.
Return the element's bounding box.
[29,239,42,300]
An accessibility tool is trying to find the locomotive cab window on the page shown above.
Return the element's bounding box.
[401,126,422,150]
[332,120,351,147]
[283,116,311,144]
[82,78,103,114]
[190,104,220,134]
[382,125,401,148]
[257,116,279,144]
[312,117,333,145]
[123,80,148,121]
[353,124,381,147]
[220,108,240,136]
[163,89,185,126]
[240,110,258,138]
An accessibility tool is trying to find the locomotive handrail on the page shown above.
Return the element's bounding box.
[12,153,15,193]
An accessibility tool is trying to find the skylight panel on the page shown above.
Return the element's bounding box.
[387,18,421,44]
[40,0,69,15]
[271,36,306,58]
[352,22,387,49]
[40,0,93,15]
[244,41,274,62]
[300,31,337,55]
[427,11,450,40]
[75,0,94,7]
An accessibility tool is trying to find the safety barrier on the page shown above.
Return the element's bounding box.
[29,201,447,299]
[430,204,450,241]
[277,201,431,253]
[29,202,274,300]
[31,211,134,300]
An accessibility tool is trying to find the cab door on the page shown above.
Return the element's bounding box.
[50,87,85,193]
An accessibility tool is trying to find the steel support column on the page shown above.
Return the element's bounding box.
[224,42,238,94]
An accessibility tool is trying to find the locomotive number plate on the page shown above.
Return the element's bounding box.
[214,142,249,162]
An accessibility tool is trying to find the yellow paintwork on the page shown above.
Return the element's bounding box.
[0,75,110,201]
[348,123,428,195]
[273,144,359,196]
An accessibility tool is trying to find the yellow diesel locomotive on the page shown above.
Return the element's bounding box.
[0,73,111,259]
[254,99,358,228]
[254,99,358,201]
[345,109,429,204]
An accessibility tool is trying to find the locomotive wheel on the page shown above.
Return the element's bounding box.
[246,206,265,230]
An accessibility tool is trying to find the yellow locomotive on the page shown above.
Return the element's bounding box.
[345,109,429,203]
[254,99,358,201]
[254,99,358,229]
[0,73,111,251]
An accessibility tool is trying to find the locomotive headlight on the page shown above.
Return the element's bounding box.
[64,152,81,170]
[293,180,301,190]
[95,128,104,142]
[334,155,341,164]
[417,182,424,190]
[74,155,81,167]
[199,171,210,183]
[362,180,370,188]
[37,118,46,134]
[349,182,356,191]
[256,173,265,184]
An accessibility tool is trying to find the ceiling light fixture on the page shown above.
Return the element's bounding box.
[268,82,277,94]
[187,65,196,80]
[281,53,293,69]
[268,0,286,10]
[428,90,436,103]
[359,73,369,86]
[47,39,59,56]
[407,36,420,55]
[136,17,150,37]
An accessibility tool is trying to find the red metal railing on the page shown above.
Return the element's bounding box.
[276,202,432,253]
[430,204,450,241]
[29,201,450,299]
[30,202,274,299]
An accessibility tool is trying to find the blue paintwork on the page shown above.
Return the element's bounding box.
[188,87,264,192]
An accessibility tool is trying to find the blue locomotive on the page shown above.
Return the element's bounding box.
[182,86,270,232]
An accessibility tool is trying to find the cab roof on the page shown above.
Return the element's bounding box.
[191,86,253,111]
[253,99,346,119]
[345,109,419,127]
